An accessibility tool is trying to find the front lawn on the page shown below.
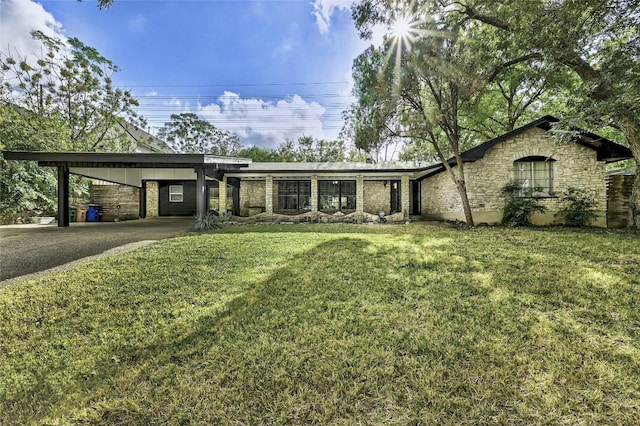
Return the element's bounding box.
[1,224,639,424]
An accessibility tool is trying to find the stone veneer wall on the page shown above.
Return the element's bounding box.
[421,127,608,226]
[145,181,159,218]
[239,180,266,216]
[363,181,389,215]
[232,176,406,223]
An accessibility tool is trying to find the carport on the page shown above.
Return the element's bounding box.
[2,151,251,227]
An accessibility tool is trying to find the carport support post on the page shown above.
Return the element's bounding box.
[57,165,70,227]
[196,167,206,217]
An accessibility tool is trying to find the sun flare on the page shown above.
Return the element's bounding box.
[391,15,412,40]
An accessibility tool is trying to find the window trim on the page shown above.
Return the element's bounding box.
[168,184,184,203]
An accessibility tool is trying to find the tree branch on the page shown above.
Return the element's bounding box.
[486,53,543,82]
[460,4,511,31]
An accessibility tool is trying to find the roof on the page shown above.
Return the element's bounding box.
[2,151,251,169]
[114,120,174,153]
[237,161,439,174]
[422,115,633,179]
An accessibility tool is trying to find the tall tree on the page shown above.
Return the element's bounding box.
[0,104,68,221]
[1,31,143,219]
[1,30,143,152]
[157,113,242,155]
[352,0,640,228]
[348,5,504,225]
[452,0,640,228]
[341,47,406,162]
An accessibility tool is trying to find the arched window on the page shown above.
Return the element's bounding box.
[514,156,555,197]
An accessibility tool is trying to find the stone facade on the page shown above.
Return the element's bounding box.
[239,180,266,217]
[226,176,408,223]
[145,181,159,218]
[363,181,389,215]
[421,127,608,226]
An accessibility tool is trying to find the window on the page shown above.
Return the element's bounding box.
[318,180,356,212]
[169,185,183,202]
[209,185,233,212]
[514,156,555,196]
[278,180,311,211]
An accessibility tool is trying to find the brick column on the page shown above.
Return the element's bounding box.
[265,176,273,214]
[219,176,227,212]
[146,181,159,217]
[402,174,410,219]
[310,175,318,213]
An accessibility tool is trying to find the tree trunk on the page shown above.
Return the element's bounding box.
[630,170,640,230]
[456,178,475,226]
[620,118,640,230]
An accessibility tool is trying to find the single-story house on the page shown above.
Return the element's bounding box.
[3,116,634,227]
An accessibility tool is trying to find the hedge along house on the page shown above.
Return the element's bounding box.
[3,116,634,227]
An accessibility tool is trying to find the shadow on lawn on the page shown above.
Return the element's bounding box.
[4,229,640,424]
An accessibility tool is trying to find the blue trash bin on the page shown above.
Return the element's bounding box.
[86,204,102,222]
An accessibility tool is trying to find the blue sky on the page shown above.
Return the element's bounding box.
[0,0,386,148]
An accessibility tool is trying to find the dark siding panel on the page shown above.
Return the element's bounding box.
[159,181,197,216]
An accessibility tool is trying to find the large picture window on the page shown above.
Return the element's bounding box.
[278,180,311,211]
[318,180,356,212]
[514,156,555,197]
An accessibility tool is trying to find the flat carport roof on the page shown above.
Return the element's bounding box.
[3,151,252,227]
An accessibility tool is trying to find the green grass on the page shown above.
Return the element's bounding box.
[1,224,639,425]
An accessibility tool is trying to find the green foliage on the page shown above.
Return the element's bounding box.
[555,187,599,227]
[1,225,639,423]
[0,31,140,220]
[501,182,547,226]
[190,211,231,231]
[276,136,348,162]
[157,113,241,155]
[1,31,142,152]
[0,104,65,219]
[235,146,282,162]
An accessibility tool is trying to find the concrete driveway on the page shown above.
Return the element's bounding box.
[0,218,193,284]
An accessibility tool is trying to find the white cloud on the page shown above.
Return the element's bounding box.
[272,39,293,58]
[199,92,327,149]
[312,0,353,34]
[128,14,147,33]
[0,0,65,59]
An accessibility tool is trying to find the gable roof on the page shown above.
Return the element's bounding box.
[112,120,174,153]
[422,115,633,179]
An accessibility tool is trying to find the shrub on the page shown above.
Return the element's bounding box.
[501,182,547,227]
[556,187,598,227]
[191,211,231,232]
